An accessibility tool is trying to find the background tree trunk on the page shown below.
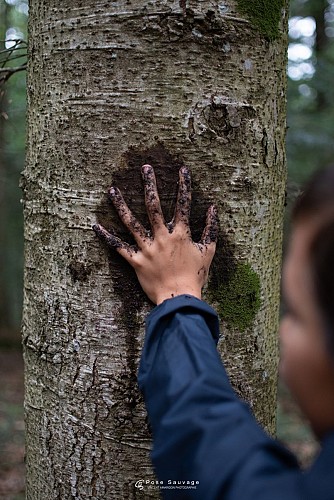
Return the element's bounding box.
[23,1,288,498]
[0,0,10,337]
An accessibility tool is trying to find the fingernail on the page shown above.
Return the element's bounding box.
[180,166,191,186]
[142,164,152,175]
[210,205,219,223]
[108,186,116,197]
[180,166,190,181]
[92,224,102,236]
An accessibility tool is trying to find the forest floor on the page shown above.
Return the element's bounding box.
[0,350,25,500]
[0,349,319,500]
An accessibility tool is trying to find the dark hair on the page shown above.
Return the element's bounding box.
[293,165,334,222]
[292,165,334,354]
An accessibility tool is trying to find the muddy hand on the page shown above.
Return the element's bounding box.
[93,165,218,305]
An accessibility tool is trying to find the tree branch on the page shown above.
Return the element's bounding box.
[0,64,27,84]
[0,39,27,85]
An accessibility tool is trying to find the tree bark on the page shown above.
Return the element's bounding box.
[23,1,288,498]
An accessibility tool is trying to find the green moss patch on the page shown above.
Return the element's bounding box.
[236,0,285,40]
[211,262,261,332]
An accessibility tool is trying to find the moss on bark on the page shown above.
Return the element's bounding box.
[236,0,285,40]
[211,262,261,332]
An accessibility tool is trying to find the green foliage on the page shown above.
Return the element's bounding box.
[211,263,261,332]
[0,0,27,333]
[236,0,285,40]
[287,0,334,184]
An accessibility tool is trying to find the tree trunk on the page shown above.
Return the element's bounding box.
[23,1,288,498]
[0,0,10,336]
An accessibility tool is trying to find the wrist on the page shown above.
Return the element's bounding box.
[156,288,202,305]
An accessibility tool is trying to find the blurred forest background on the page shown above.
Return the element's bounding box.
[0,0,333,497]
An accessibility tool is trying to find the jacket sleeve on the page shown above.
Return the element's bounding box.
[137,295,304,500]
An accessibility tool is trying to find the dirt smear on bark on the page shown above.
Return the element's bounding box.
[95,143,228,322]
[94,143,232,425]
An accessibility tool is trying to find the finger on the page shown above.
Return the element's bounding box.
[141,164,165,233]
[199,205,219,246]
[108,186,148,245]
[92,224,137,263]
[173,166,191,227]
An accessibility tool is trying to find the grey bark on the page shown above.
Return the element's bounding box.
[23,1,288,498]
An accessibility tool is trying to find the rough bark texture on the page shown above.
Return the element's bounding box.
[23,1,288,498]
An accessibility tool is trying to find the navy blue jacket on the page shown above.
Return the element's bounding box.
[138,295,334,499]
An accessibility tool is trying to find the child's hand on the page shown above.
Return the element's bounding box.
[93,165,218,305]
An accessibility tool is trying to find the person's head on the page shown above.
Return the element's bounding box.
[279,165,334,439]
